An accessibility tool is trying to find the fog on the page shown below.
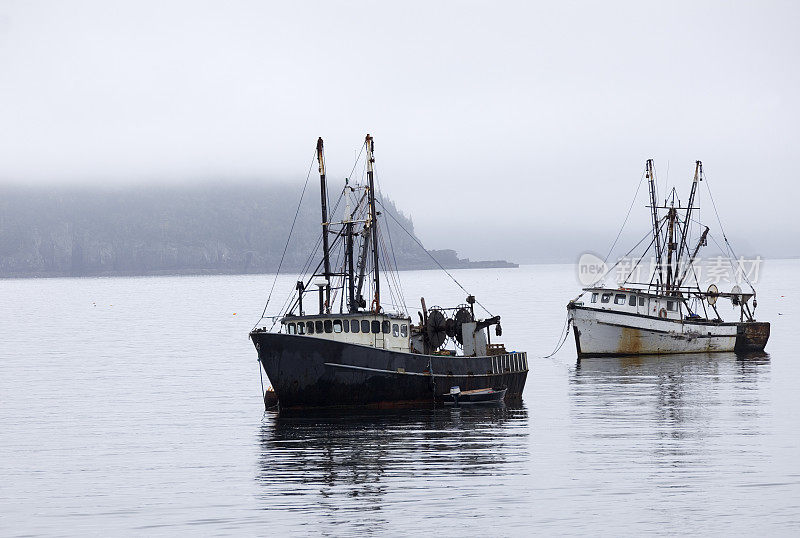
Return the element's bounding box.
[1,1,797,262]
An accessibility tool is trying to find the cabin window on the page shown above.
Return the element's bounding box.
[315,320,323,333]
[287,323,297,334]
[382,320,391,334]
[306,321,314,334]
[401,324,408,337]
[333,320,342,333]
[324,319,333,333]
[297,323,306,335]
[371,320,381,334]
[392,324,399,337]
[628,295,636,306]
[667,301,675,311]
[591,293,598,303]
[361,320,370,333]
[601,293,611,303]
[352,320,360,333]
[639,297,645,307]
[343,320,349,333]
[614,294,626,305]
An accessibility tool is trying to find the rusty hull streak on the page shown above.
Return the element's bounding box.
[618,326,643,355]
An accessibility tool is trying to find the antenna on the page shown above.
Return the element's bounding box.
[646,159,664,292]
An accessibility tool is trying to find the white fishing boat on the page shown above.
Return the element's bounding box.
[567,160,769,357]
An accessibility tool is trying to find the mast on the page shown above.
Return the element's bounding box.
[346,218,356,313]
[316,137,332,312]
[354,229,370,309]
[646,159,664,292]
[365,134,380,313]
[666,205,676,294]
[675,160,702,282]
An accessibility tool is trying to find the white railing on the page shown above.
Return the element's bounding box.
[490,352,528,374]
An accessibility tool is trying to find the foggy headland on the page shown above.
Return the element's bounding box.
[0,183,516,278]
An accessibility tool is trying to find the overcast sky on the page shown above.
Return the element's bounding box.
[1,1,797,261]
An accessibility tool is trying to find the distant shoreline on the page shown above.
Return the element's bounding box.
[0,260,519,280]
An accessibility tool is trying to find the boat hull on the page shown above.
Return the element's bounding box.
[568,305,769,357]
[250,331,528,409]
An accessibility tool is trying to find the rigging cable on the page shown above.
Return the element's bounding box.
[621,234,658,285]
[376,198,494,317]
[703,172,756,294]
[589,226,658,289]
[258,361,266,407]
[373,164,408,314]
[543,313,571,358]
[373,162,408,314]
[602,168,647,264]
[254,151,316,330]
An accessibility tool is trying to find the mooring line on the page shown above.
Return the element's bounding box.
[543,313,572,359]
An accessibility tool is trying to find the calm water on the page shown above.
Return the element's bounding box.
[2,262,799,535]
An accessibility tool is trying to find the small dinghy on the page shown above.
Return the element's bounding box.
[443,386,507,406]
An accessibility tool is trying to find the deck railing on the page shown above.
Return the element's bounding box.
[490,352,528,374]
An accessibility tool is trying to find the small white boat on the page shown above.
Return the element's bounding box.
[442,386,507,406]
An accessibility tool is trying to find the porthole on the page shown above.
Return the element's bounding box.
[333,320,342,333]
[324,319,333,333]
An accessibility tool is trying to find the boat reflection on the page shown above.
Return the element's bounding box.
[255,405,529,530]
[569,352,771,469]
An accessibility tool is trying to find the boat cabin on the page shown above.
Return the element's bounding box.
[281,313,412,352]
[581,287,686,320]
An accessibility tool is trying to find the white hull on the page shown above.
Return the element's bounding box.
[568,306,737,356]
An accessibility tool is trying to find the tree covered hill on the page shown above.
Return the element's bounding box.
[0,182,515,278]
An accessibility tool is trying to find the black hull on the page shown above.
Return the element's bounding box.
[250,332,528,410]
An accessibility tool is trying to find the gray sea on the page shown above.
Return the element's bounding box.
[2,261,799,535]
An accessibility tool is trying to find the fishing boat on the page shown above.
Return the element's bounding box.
[567,160,769,357]
[250,135,528,409]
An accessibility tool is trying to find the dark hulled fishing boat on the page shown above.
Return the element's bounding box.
[250,135,527,409]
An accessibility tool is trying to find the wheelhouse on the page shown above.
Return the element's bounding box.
[582,287,685,320]
[281,313,412,352]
